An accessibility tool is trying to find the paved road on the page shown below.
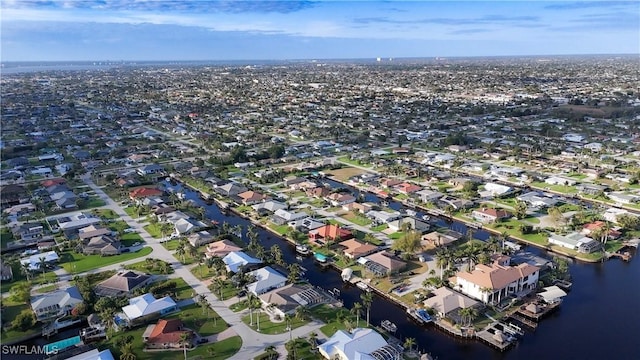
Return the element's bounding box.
[80,173,324,359]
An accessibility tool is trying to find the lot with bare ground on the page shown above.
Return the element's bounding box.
[327,167,370,181]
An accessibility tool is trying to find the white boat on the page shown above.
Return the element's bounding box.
[422,215,430,221]
[381,320,397,333]
[356,282,371,292]
[406,209,417,217]
[296,245,310,255]
[341,268,353,282]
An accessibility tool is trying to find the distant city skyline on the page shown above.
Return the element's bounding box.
[2,0,639,61]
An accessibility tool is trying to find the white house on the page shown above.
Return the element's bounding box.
[121,293,178,322]
[246,266,287,295]
[544,176,577,186]
[31,286,84,321]
[454,262,540,304]
[479,182,512,197]
[319,328,398,360]
[222,251,262,273]
[603,207,634,224]
[20,251,59,271]
[562,133,584,143]
[548,232,602,253]
[607,192,639,204]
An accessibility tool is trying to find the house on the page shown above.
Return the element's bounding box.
[137,164,164,177]
[306,186,331,198]
[380,178,402,188]
[607,192,639,204]
[387,217,430,234]
[516,191,558,208]
[62,348,115,360]
[439,196,474,210]
[12,222,45,243]
[95,271,153,297]
[288,217,325,232]
[423,286,479,318]
[548,232,602,253]
[367,210,403,224]
[342,202,373,214]
[326,193,356,207]
[581,221,621,239]
[129,187,163,201]
[205,239,243,258]
[603,207,634,224]
[283,176,307,188]
[237,190,269,205]
[187,230,216,247]
[31,286,84,321]
[215,182,248,197]
[453,261,540,304]
[361,251,407,276]
[78,225,112,241]
[471,208,510,223]
[319,328,399,360]
[479,182,512,198]
[576,183,608,195]
[1,258,14,281]
[20,251,59,271]
[259,284,325,317]
[0,184,29,207]
[53,212,101,232]
[272,209,308,225]
[172,218,207,236]
[143,319,193,349]
[3,203,36,218]
[121,293,178,323]
[544,176,577,186]
[83,235,121,256]
[422,230,463,247]
[339,239,378,259]
[246,266,288,295]
[252,200,287,215]
[309,224,353,246]
[415,189,444,203]
[393,182,422,195]
[222,251,262,273]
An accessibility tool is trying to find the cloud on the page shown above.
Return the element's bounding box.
[448,28,493,35]
[550,11,640,31]
[2,0,317,14]
[544,1,637,10]
[353,14,540,26]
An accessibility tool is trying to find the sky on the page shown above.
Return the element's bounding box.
[1,0,639,61]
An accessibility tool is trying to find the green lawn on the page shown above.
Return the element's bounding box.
[108,220,131,233]
[91,209,119,220]
[78,197,106,210]
[124,258,174,275]
[531,181,578,194]
[241,312,309,335]
[370,224,389,232]
[388,232,403,240]
[0,299,40,343]
[121,233,143,246]
[269,223,290,236]
[210,280,240,300]
[60,247,152,273]
[152,278,195,301]
[1,269,57,294]
[311,304,368,337]
[166,304,228,336]
[143,223,163,238]
[162,239,180,250]
[34,284,58,293]
[230,300,249,312]
[341,212,372,226]
[191,264,216,280]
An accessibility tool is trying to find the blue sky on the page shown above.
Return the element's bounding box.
[2,1,639,61]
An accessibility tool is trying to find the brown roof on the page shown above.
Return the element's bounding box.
[456,263,539,290]
[97,271,150,293]
[129,187,163,198]
[147,319,192,345]
[78,225,111,240]
[366,251,407,271]
[339,239,377,258]
[206,239,242,258]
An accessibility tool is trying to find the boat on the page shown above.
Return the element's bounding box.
[422,215,431,221]
[406,209,417,217]
[356,282,371,292]
[296,244,310,256]
[381,320,397,333]
[314,252,328,263]
[341,268,353,282]
[408,308,433,324]
[552,279,572,291]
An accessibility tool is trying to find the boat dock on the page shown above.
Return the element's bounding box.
[475,325,515,351]
[432,319,474,339]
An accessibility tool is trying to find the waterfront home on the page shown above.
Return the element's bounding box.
[603,207,634,224]
[607,192,640,204]
[582,221,621,239]
[516,191,558,209]
[319,328,399,360]
[422,230,463,248]
[438,196,474,210]
[20,250,59,271]
[576,183,608,195]
[379,178,402,188]
[205,239,243,258]
[472,208,511,223]
[12,222,45,243]
[172,218,207,236]
[306,186,331,199]
[548,232,602,253]
[121,293,178,323]
[60,348,115,360]
[388,217,430,234]
[367,210,403,225]
[237,190,269,205]
[423,286,479,318]
[0,184,29,207]
[272,209,308,225]
[479,182,513,198]
[361,251,407,276]
[342,202,373,214]
[95,271,152,297]
[326,193,357,207]
[544,175,577,186]
[339,239,378,259]
[394,182,422,195]
[252,200,287,215]
[308,224,353,246]
[31,286,84,321]
[259,284,325,317]
[129,187,163,201]
[288,217,325,232]
[143,319,193,349]
[214,181,248,197]
[453,261,540,304]
[187,230,216,247]
[222,251,262,273]
[415,189,444,203]
[246,266,288,295]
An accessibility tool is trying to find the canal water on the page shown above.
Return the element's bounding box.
[17,181,639,360]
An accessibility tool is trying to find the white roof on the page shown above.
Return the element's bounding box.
[274,209,308,221]
[66,349,115,360]
[20,251,59,271]
[319,328,387,360]
[538,286,567,303]
[223,251,262,273]
[246,266,287,295]
[122,293,177,320]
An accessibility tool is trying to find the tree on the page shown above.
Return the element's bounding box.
[270,244,284,266]
[212,278,225,300]
[547,206,564,230]
[176,242,187,263]
[617,213,640,230]
[391,230,422,259]
[404,337,416,352]
[361,292,373,326]
[459,306,479,327]
[287,263,302,283]
[295,305,310,321]
[351,302,363,327]
[12,309,35,331]
[514,201,528,220]
[179,332,190,360]
[255,245,267,261]
[38,256,48,274]
[435,248,452,280]
[197,294,209,316]
[160,222,173,243]
[285,314,293,341]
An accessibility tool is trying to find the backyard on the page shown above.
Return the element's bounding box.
[60,247,152,273]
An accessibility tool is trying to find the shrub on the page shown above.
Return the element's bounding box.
[12,309,36,331]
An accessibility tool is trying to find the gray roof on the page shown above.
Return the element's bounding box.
[31,286,83,312]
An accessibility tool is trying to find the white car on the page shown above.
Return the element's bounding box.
[123,228,137,233]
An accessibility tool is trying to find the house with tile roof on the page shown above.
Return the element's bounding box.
[309,224,353,246]
[361,251,407,276]
[471,208,510,223]
[423,286,479,318]
[453,261,540,304]
[95,271,152,297]
[339,239,378,259]
[237,190,269,205]
[129,187,163,200]
[143,319,193,349]
[205,239,243,258]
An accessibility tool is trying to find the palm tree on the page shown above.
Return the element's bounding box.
[119,343,136,360]
[233,224,243,238]
[351,302,363,327]
[221,221,231,235]
[435,248,452,280]
[38,256,48,274]
[295,305,310,321]
[255,245,267,261]
[212,278,225,300]
[197,252,206,277]
[179,332,190,360]
[21,262,32,281]
[284,314,293,341]
[480,287,494,304]
[197,294,208,316]
[160,222,173,243]
[361,292,373,326]
[270,244,284,266]
[308,332,318,350]
[404,337,416,352]
[175,243,186,263]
